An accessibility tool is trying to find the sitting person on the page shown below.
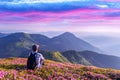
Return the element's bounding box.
[27,44,44,70]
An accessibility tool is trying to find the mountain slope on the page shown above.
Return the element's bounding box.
[81,35,120,56]
[0,32,34,57]
[0,33,50,57]
[50,32,100,52]
[30,34,51,50]
[80,51,120,69]
[0,32,100,57]
[0,33,7,38]
[62,50,92,66]
[39,50,70,63]
[59,50,120,69]
[0,32,120,69]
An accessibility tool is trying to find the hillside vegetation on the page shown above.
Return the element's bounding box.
[0,58,120,80]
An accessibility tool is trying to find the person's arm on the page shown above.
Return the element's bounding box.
[41,54,44,60]
[35,54,41,68]
[40,54,45,65]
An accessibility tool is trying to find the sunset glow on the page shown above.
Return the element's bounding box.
[0,0,120,34]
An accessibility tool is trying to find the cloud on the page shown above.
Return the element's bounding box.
[0,0,119,12]
[0,0,92,3]
[96,4,109,8]
[0,0,120,34]
[0,0,119,23]
[0,2,96,12]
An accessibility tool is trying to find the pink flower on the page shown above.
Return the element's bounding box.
[0,70,7,79]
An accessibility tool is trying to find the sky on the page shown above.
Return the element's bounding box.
[0,0,120,36]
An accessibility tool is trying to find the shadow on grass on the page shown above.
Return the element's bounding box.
[0,64,26,70]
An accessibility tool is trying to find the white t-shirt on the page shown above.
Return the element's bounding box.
[31,51,44,68]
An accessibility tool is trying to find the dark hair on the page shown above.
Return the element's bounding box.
[32,44,39,51]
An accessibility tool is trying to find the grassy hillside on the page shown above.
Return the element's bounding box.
[40,51,70,63]
[62,50,91,65]
[0,58,120,80]
[39,50,90,66]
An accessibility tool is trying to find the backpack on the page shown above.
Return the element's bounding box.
[27,52,37,70]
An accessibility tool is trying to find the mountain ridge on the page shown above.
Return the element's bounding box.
[0,32,99,53]
[0,32,120,69]
[80,50,120,69]
[50,32,100,52]
[0,33,7,38]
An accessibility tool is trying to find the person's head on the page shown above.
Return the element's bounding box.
[32,44,39,52]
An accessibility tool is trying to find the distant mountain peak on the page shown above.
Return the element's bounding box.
[55,32,76,38]
[62,32,75,35]
[6,32,32,40]
[0,33,6,38]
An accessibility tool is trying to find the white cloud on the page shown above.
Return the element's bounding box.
[96,4,109,8]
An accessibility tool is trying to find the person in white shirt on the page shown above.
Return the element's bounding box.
[31,44,44,68]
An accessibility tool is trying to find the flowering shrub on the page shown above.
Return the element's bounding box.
[0,58,119,79]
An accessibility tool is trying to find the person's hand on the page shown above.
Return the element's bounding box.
[42,62,45,65]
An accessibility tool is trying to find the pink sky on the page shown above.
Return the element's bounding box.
[0,0,120,35]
